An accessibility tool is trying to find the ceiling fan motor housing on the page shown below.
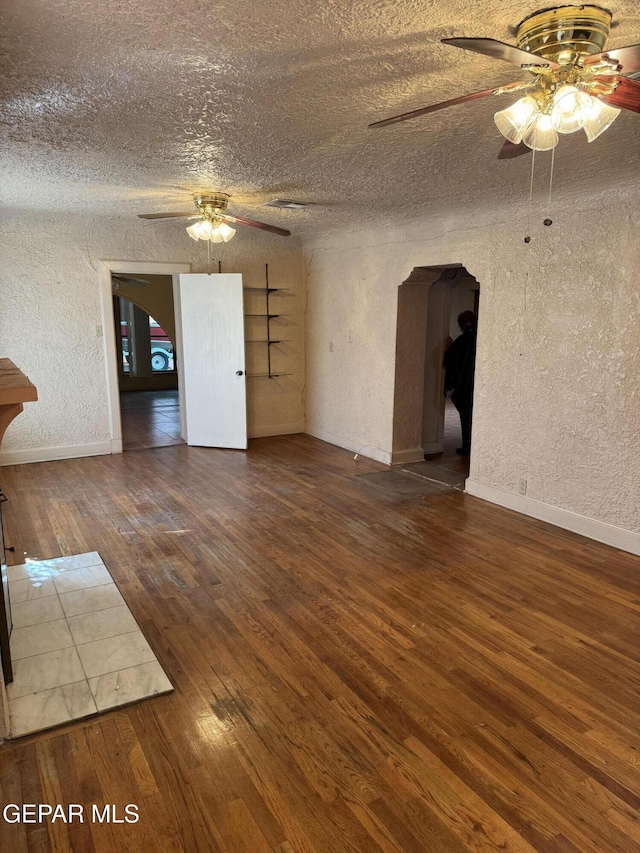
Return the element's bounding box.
[517,5,611,65]
[193,192,230,219]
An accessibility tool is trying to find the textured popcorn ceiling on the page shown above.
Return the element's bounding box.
[2,0,640,234]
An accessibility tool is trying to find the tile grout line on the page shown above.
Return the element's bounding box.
[10,576,116,605]
[59,558,111,696]
[8,558,106,583]
[12,584,126,632]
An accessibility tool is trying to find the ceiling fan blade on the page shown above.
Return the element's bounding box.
[141,216,200,229]
[369,82,524,128]
[601,75,640,112]
[220,213,291,237]
[497,140,530,160]
[584,43,640,74]
[137,212,198,220]
[442,37,559,69]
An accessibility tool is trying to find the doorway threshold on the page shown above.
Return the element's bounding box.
[400,460,466,491]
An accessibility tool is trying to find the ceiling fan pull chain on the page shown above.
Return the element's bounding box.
[527,146,536,237]
[547,145,556,211]
[528,146,536,208]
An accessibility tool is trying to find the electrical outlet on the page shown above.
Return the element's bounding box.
[95,324,103,337]
[518,479,527,496]
[329,341,334,352]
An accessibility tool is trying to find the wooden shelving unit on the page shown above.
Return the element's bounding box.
[244,266,293,379]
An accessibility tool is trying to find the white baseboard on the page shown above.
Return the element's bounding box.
[465,478,640,558]
[390,447,425,465]
[305,424,391,464]
[0,428,305,465]
[0,441,113,467]
[248,421,305,439]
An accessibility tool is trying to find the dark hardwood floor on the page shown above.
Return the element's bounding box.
[1,434,640,852]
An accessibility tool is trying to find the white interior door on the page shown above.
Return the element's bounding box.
[176,273,247,449]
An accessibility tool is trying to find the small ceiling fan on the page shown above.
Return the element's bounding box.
[369,5,640,157]
[138,192,291,243]
[112,273,151,291]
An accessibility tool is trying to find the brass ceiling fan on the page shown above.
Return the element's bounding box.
[138,192,291,243]
[369,5,640,157]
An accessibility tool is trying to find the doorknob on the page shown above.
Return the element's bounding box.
[236,370,245,375]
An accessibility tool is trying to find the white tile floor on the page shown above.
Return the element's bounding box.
[7,552,173,737]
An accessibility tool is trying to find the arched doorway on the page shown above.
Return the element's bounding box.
[391,265,479,482]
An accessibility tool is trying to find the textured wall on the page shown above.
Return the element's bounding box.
[0,211,304,455]
[305,186,640,533]
[305,241,399,460]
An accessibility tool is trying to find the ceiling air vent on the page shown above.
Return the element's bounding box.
[263,199,309,210]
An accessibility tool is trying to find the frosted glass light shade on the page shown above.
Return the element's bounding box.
[582,97,621,142]
[186,219,236,243]
[217,221,237,242]
[494,96,540,144]
[551,85,593,134]
[186,220,213,240]
[522,113,558,151]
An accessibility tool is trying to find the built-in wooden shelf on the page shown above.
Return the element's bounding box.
[243,265,295,379]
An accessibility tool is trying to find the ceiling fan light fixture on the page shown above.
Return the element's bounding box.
[186,218,236,243]
[522,112,558,151]
[581,97,621,142]
[494,96,540,144]
[371,5,639,160]
[186,220,210,240]
[550,85,593,134]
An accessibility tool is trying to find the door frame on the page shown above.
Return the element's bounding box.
[98,260,191,453]
[391,266,457,465]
